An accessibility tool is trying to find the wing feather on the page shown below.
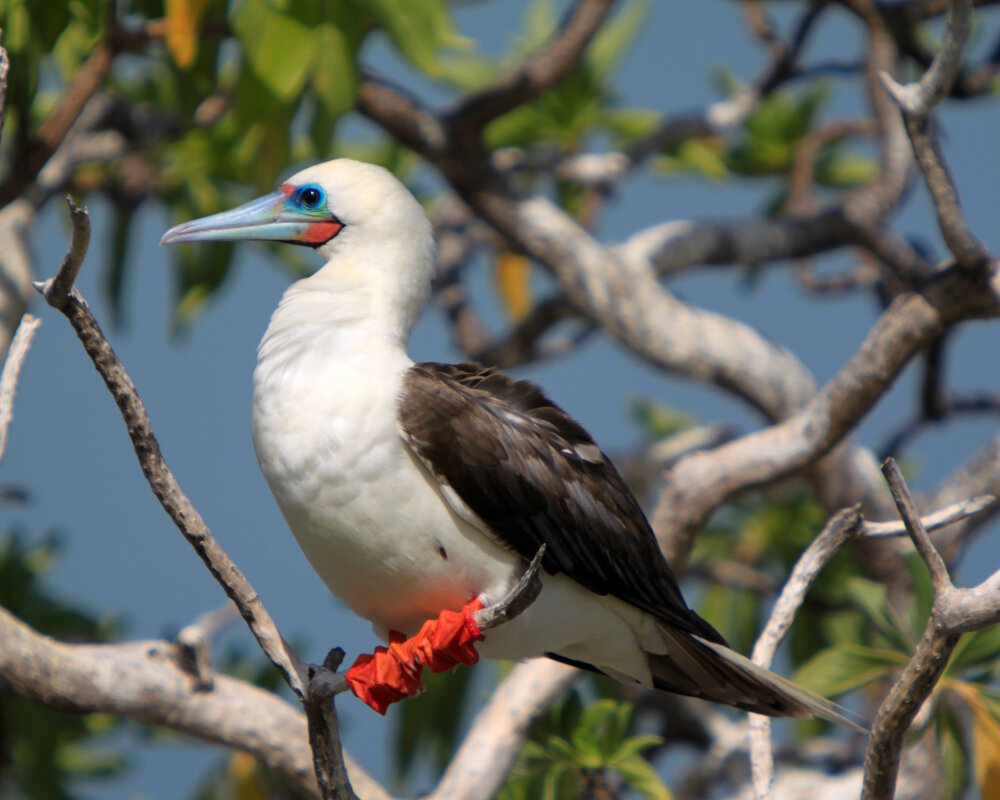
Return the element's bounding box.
[398,362,725,644]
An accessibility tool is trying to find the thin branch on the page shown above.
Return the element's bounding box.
[32,200,369,798]
[446,0,617,131]
[0,38,8,145]
[306,650,358,800]
[0,44,114,208]
[0,607,388,800]
[748,507,864,800]
[37,198,90,310]
[878,0,994,272]
[173,602,239,691]
[882,458,952,593]
[860,493,995,537]
[430,659,580,800]
[0,314,40,464]
[882,0,973,114]
[861,457,1000,798]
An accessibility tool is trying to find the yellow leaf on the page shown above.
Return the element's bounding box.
[951,682,1000,800]
[166,0,210,69]
[226,752,267,800]
[495,251,532,321]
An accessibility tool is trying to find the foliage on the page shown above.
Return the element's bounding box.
[0,533,124,799]
[499,692,671,800]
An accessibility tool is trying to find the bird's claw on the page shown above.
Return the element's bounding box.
[345,598,485,714]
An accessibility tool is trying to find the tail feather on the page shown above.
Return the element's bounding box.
[651,627,865,731]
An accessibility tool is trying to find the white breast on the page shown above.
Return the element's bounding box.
[251,286,520,637]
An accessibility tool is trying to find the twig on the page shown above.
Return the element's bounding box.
[882,459,952,593]
[173,602,239,691]
[36,198,90,310]
[881,0,973,115]
[446,0,617,131]
[306,650,358,800]
[31,199,369,798]
[860,457,1000,798]
[748,507,864,800]
[0,607,389,800]
[860,493,995,537]
[0,45,114,208]
[430,659,580,800]
[0,314,40,464]
[0,39,8,146]
[878,0,993,272]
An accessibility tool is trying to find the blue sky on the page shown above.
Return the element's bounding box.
[5,1,1000,796]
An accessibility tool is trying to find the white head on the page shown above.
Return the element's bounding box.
[161,159,436,342]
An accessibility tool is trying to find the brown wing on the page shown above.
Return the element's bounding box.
[399,362,725,644]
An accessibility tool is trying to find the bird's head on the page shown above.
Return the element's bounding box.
[161,159,436,339]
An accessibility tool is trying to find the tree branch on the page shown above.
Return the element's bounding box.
[430,659,580,800]
[878,0,994,273]
[446,0,618,131]
[0,45,114,209]
[748,507,864,800]
[32,199,362,798]
[0,314,40,464]
[0,607,388,800]
[862,457,1000,798]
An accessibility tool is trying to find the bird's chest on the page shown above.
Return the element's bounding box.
[251,351,511,633]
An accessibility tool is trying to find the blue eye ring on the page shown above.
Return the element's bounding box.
[297,185,324,210]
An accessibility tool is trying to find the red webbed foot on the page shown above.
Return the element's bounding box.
[345,598,485,714]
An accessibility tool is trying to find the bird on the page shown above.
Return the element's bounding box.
[161,159,858,726]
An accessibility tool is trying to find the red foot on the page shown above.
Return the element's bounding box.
[345,598,485,714]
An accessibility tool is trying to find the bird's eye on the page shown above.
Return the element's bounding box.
[299,186,323,209]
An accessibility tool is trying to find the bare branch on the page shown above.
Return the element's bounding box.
[173,603,239,691]
[446,0,617,131]
[882,458,952,593]
[34,198,90,310]
[0,38,8,144]
[652,262,1000,568]
[0,314,39,465]
[31,200,370,797]
[861,493,995,537]
[882,0,973,115]
[0,607,389,800]
[878,0,993,272]
[430,659,580,800]
[861,457,1000,798]
[0,44,114,208]
[306,650,358,800]
[748,507,864,800]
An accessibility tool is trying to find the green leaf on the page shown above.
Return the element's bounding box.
[673,137,729,180]
[948,625,1000,675]
[231,0,316,99]
[311,21,360,120]
[613,754,673,800]
[586,0,648,77]
[793,643,908,697]
[937,703,970,800]
[365,0,464,74]
[843,576,914,652]
[609,734,662,763]
[394,666,475,780]
[813,149,878,188]
[629,396,695,439]
[594,106,660,142]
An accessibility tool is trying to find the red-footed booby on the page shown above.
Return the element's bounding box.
[161,159,858,726]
